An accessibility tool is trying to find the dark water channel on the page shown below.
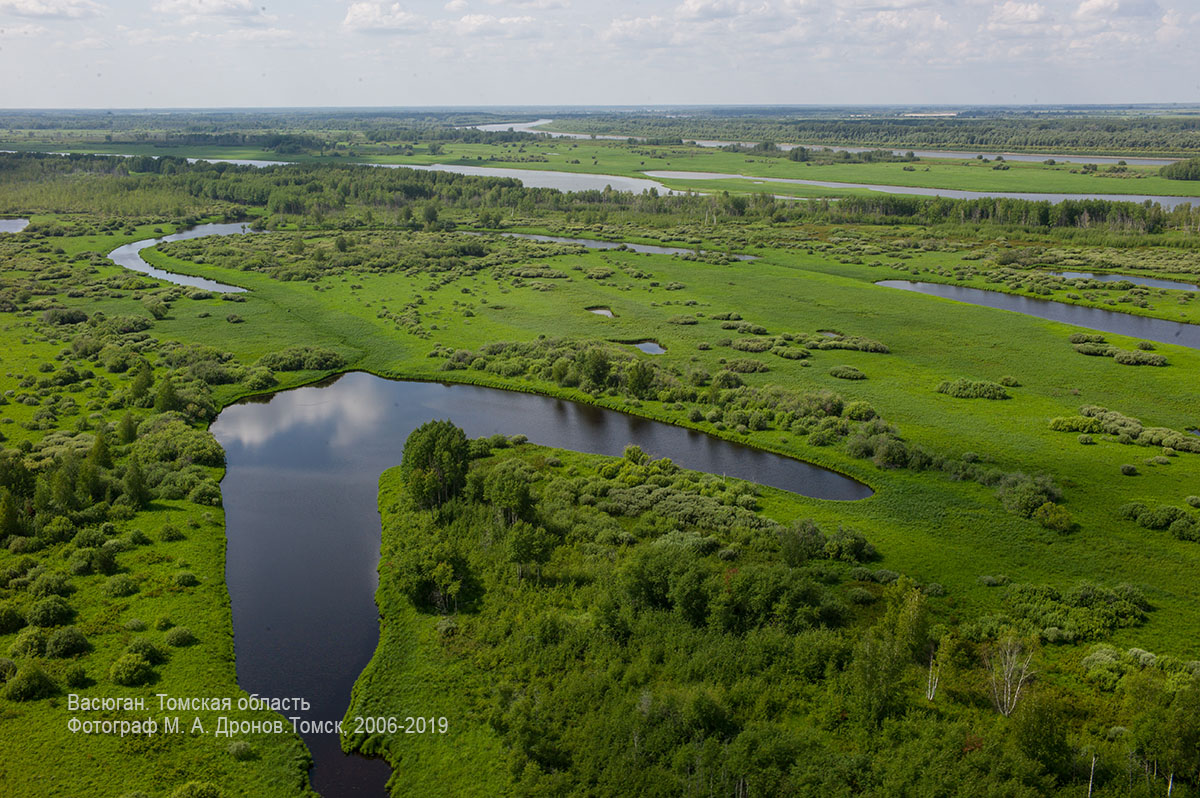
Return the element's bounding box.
[211,373,870,795]
[877,280,1200,350]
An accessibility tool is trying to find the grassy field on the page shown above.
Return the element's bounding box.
[2,155,1200,795]
[3,137,1197,199]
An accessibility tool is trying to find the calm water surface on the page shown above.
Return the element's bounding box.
[212,373,870,795]
[645,171,1200,211]
[107,223,252,293]
[1050,271,1200,292]
[877,280,1200,350]
[0,218,29,233]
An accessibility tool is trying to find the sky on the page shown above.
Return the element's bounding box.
[0,0,1197,108]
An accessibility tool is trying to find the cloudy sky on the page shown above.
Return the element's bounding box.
[0,0,1196,108]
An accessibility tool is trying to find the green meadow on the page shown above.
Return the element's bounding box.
[1,152,1199,796]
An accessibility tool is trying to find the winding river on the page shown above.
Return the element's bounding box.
[877,280,1200,350]
[470,119,1182,166]
[105,226,869,795]
[644,170,1200,211]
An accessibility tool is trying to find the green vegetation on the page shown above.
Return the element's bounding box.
[2,144,1200,795]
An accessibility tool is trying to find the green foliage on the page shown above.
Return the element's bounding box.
[829,365,866,380]
[1160,157,1200,180]
[400,420,470,509]
[3,662,56,701]
[108,653,154,686]
[936,378,1009,399]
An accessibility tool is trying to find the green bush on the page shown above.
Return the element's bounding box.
[104,574,139,598]
[3,662,56,701]
[109,653,154,686]
[936,379,1009,399]
[174,571,199,587]
[257,346,345,372]
[27,595,73,627]
[1186,496,1200,509]
[64,664,89,688]
[164,627,197,647]
[0,603,24,634]
[1113,350,1167,367]
[46,626,89,658]
[0,657,15,682]
[228,740,256,761]
[29,572,72,598]
[8,627,47,658]
[829,365,866,380]
[1078,434,1094,445]
[126,637,167,665]
[1033,502,1075,533]
[161,524,185,542]
[1049,416,1103,433]
[1120,464,1138,476]
[844,401,876,421]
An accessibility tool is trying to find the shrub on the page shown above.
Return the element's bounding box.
[174,571,200,587]
[936,379,1009,399]
[1187,496,1200,509]
[844,401,876,421]
[64,664,89,688]
[3,662,56,701]
[46,626,89,658]
[998,375,1020,387]
[1068,333,1107,344]
[126,638,167,665]
[104,574,139,598]
[8,627,47,658]
[1049,416,1103,433]
[848,587,876,605]
[257,346,345,372]
[1120,464,1138,476]
[27,595,73,627]
[0,657,15,683]
[164,627,197,647]
[1033,502,1075,533]
[829,365,866,380]
[228,740,256,761]
[1078,434,1094,445]
[109,653,154,686]
[0,603,25,634]
[161,524,185,542]
[1169,517,1200,542]
[29,572,72,598]
[1114,350,1167,366]
[1137,505,1186,530]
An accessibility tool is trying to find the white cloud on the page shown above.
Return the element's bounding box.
[989,1,1047,25]
[1074,0,1117,20]
[343,2,425,33]
[153,0,257,16]
[0,20,47,34]
[449,12,538,36]
[444,0,466,10]
[0,0,103,18]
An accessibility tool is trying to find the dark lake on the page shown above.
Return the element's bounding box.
[876,280,1200,350]
[211,372,870,795]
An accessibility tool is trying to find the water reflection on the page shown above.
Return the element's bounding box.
[107,223,252,293]
[0,218,30,233]
[212,373,869,794]
[1051,271,1200,292]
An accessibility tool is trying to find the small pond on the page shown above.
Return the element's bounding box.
[876,280,1200,351]
[0,218,30,233]
[632,341,666,354]
[587,307,615,317]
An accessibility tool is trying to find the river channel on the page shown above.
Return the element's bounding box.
[876,280,1200,350]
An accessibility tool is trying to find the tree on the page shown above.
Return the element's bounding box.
[123,455,150,509]
[506,520,554,580]
[154,377,181,412]
[484,460,532,525]
[985,633,1035,717]
[400,420,469,509]
[88,426,112,469]
[625,360,655,399]
[119,411,139,444]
